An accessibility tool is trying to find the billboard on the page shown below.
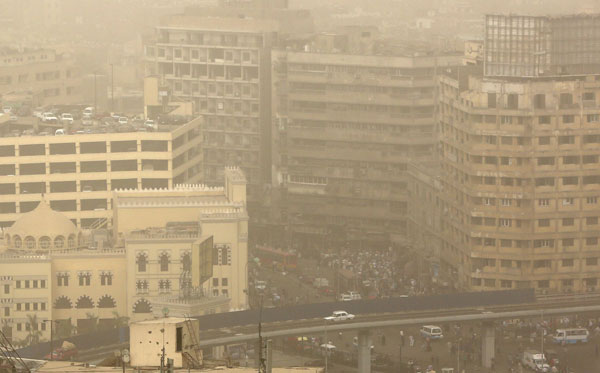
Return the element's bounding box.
[192,236,213,288]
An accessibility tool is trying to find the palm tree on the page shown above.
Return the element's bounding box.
[25,314,43,346]
[85,313,99,333]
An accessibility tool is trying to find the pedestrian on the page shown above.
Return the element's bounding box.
[381,334,386,346]
[401,330,405,347]
[596,343,599,357]
[409,335,415,347]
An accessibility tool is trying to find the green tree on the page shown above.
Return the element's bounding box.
[24,314,43,346]
[55,318,76,338]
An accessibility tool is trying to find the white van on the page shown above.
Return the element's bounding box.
[420,325,443,339]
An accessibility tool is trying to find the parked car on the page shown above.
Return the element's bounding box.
[522,350,550,372]
[44,341,78,361]
[42,112,58,123]
[118,117,128,125]
[82,107,94,119]
[60,113,74,124]
[324,310,355,322]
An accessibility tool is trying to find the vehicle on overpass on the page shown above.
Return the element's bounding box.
[420,325,443,339]
[552,328,589,344]
[522,350,550,372]
[324,310,355,322]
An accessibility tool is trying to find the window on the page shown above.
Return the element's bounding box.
[24,280,29,288]
[539,116,551,124]
[563,177,578,186]
[15,280,20,289]
[500,239,512,247]
[562,259,574,267]
[501,199,512,206]
[562,279,573,287]
[562,115,574,124]
[583,92,595,101]
[538,219,550,227]
[57,273,69,286]
[563,156,579,164]
[538,280,549,288]
[499,218,511,227]
[583,155,598,164]
[137,253,147,272]
[562,238,574,247]
[587,197,598,204]
[562,218,574,226]
[487,93,496,108]
[176,327,183,352]
[534,94,545,109]
[159,280,171,293]
[500,280,512,288]
[16,303,21,311]
[484,238,495,246]
[160,253,170,272]
[40,280,45,288]
[483,198,494,206]
[136,280,149,294]
[587,114,600,123]
[78,273,91,286]
[484,279,496,287]
[32,280,38,288]
[100,272,113,286]
[3,307,8,317]
[586,257,598,266]
[213,278,219,287]
[3,284,8,294]
[534,240,554,248]
[507,94,518,109]
[182,252,191,272]
[538,136,550,145]
[586,237,598,245]
[501,260,511,268]
[537,157,554,166]
[222,278,228,286]
[536,178,554,187]
[563,198,574,205]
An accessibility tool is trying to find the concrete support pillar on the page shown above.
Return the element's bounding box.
[481,322,495,369]
[266,339,273,373]
[357,329,371,373]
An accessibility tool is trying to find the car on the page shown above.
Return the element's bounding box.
[42,112,58,123]
[55,129,65,136]
[118,117,128,125]
[324,310,355,322]
[2,106,12,114]
[82,107,94,119]
[60,113,74,124]
[339,294,352,302]
[255,280,267,291]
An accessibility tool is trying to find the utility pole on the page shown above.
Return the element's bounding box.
[93,72,97,116]
[457,338,461,373]
[258,295,266,373]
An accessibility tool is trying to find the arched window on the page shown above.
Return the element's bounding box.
[158,279,171,293]
[136,280,149,294]
[54,235,65,249]
[13,235,21,249]
[39,236,51,250]
[54,296,72,309]
[75,295,94,309]
[182,252,191,272]
[136,253,147,272]
[24,236,36,249]
[159,252,170,272]
[97,295,116,308]
[133,299,152,314]
[68,234,76,248]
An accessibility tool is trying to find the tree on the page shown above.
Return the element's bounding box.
[55,318,76,339]
[112,311,129,329]
[24,314,43,346]
[85,313,99,334]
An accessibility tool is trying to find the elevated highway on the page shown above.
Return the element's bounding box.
[195,290,600,373]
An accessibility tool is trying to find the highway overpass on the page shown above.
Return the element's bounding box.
[195,290,600,373]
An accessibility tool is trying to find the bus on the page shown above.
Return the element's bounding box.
[255,246,298,271]
[552,328,589,344]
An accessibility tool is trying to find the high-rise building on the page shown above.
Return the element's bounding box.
[484,14,600,77]
[269,29,462,249]
[143,1,313,228]
[439,14,600,292]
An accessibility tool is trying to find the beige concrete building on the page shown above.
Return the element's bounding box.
[0,116,202,228]
[0,167,248,347]
[114,167,249,311]
[438,65,600,293]
[0,47,80,107]
[269,32,462,249]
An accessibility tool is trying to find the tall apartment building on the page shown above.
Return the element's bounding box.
[439,26,600,293]
[270,31,462,249]
[0,48,81,107]
[484,14,600,77]
[0,118,202,228]
[143,0,313,227]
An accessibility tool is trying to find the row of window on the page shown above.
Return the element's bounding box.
[14,322,47,332]
[14,302,47,313]
[54,295,115,309]
[136,252,191,272]
[56,272,113,287]
[472,216,600,227]
[472,237,600,248]
[14,279,46,289]
[472,278,599,289]
[478,197,598,206]
[472,175,600,187]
